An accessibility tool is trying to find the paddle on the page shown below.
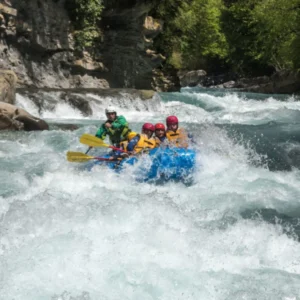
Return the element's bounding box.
[79,134,127,153]
[67,151,121,163]
[85,147,92,154]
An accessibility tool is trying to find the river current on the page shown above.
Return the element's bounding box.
[1,88,300,300]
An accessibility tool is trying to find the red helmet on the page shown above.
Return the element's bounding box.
[155,123,166,131]
[166,116,179,125]
[142,123,155,132]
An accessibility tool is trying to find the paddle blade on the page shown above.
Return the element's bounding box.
[80,134,109,148]
[67,151,95,162]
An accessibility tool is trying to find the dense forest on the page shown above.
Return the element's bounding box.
[60,0,300,77]
[152,0,300,77]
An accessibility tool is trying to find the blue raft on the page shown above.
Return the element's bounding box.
[85,147,197,184]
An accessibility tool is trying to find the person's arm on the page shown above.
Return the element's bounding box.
[127,135,140,152]
[95,124,107,140]
[111,115,128,130]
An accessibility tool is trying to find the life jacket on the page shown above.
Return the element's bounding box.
[134,134,156,153]
[166,128,189,148]
[120,140,129,151]
[107,116,131,146]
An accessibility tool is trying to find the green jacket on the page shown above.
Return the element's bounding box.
[96,115,131,145]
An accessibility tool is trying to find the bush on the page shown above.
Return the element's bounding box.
[65,0,104,50]
[153,0,228,71]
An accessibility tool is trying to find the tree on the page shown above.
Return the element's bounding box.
[153,0,229,71]
[65,0,104,50]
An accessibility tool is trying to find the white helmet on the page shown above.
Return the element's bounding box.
[105,106,117,114]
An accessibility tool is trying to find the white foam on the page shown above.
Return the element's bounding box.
[2,90,300,299]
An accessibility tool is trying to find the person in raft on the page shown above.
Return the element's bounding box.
[95,106,131,147]
[125,123,156,154]
[108,123,156,161]
[154,123,167,147]
[165,115,190,148]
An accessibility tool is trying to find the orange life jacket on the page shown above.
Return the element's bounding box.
[166,128,189,148]
[120,140,129,151]
[134,134,156,153]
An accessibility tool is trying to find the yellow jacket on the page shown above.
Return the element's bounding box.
[134,134,156,153]
[166,128,189,148]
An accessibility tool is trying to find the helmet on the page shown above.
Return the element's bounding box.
[166,115,178,125]
[105,106,117,114]
[142,123,155,132]
[128,131,137,141]
[155,123,165,131]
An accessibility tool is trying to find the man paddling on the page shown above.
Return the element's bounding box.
[95,106,131,147]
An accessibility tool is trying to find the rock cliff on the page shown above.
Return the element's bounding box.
[0,0,167,90]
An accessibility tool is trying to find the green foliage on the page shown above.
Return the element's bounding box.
[253,0,300,71]
[65,0,104,50]
[174,0,228,69]
[221,0,265,74]
[221,0,300,74]
[152,0,300,75]
[153,0,229,71]
[167,52,182,69]
[63,0,300,75]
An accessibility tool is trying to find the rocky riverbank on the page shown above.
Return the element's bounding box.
[0,70,48,130]
[178,70,300,95]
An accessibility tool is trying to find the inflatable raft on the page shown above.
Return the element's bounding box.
[85,147,197,184]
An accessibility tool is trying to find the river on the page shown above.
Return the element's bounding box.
[1,87,300,299]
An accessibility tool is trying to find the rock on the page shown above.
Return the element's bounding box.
[0,2,17,16]
[270,70,300,94]
[70,74,109,89]
[143,16,163,38]
[0,0,173,90]
[0,70,17,104]
[0,111,23,130]
[235,76,270,88]
[14,115,49,131]
[178,70,207,87]
[100,2,167,89]
[0,102,49,131]
[236,71,300,94]
[223,81,236,88]
[139,89,155,100]
[152,68,180,92]
[74,51,107,72]
[60,93,93,117]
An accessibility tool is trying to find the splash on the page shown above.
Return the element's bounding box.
[1,88,300,299]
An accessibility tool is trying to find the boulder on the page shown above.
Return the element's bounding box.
[143,16,163,39]
[178,70,207,87]
[0,102,49,131]
[0,111,23,130]
[0,70,17,104]
[60,93,93,117]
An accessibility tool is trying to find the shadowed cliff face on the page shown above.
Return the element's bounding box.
[100,1,165,89]
[0,0,166,90]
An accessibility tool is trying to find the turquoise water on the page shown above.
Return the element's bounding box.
[1,89,300,299]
